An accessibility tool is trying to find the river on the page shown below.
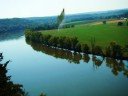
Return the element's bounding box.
[0,32,128,96]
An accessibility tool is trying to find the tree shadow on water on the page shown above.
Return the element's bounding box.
[26,39,128,78]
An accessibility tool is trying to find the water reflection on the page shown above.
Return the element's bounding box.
[26,40,128,77]
[92,55,105,68]
[0,30,24,41]
[83,54,90,63]
[106,58,128,77]
[26,39,84,64]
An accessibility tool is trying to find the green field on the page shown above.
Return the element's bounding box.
[41,20,128,49]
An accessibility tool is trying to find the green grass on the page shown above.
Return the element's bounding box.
[41,21,128,49]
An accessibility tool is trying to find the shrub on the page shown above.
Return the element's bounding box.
[93,45,103,55]
[71,37,79,50]
[106,46,111,56]
[117,22,123,26]
[113,44,122,58]
[71,25,75,28]
[107,41,123,58]
[33,32,42,42]
[43,35,51,45]
[75,43,82,52]
[39,35,44,43]
[81,44,90,53]
[64,37,72,50]
[127,22,128,26]
[48,37,55,46]
[103,21,106,24]
[53,37,59,47]
[58,36,65,48]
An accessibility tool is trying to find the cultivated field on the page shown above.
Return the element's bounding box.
[41,20,128,49]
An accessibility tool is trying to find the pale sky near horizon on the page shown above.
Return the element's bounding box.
[0,0,128,18]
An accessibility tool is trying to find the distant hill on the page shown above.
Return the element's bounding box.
[0,8,128,32]
[65,9,128,22]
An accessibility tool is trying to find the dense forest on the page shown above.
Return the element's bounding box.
[0,9,128,32]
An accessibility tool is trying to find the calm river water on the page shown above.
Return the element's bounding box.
[0,33,128,96]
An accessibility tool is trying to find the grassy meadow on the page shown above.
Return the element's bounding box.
[41,20,128,49]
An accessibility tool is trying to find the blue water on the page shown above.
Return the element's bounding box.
[0,35,128,96]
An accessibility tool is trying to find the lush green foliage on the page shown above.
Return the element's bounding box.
[25,30,81,52]
[0,53,26,96]
[117,22,123,26]
[42,21,128,49]
[25,28,128,59]
[103,21,107,24]
[106,41,123,58]
[81,44,90,53]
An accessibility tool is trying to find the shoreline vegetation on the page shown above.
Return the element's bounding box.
[25,11,128,60]
[0,53,27,96]
[26,40,128,77]
[0,53,47,96]
[25,28,128,60]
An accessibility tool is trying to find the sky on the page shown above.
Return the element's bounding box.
[0,0,128,18]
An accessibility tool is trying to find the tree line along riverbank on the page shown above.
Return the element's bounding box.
[25,30,128,60]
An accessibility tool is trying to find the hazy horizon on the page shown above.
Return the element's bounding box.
[0,0,128,19]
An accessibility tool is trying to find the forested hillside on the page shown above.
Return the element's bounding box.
[0,9,128,32]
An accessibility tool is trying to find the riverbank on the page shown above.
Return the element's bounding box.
[25,20,128,60]
[25,32,128,60]
[26,40,128,77]
[41,20,128,49]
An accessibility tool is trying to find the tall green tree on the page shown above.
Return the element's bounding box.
[57,9,65,26]
[71,37,78,50]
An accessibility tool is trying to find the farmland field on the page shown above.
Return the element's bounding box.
[42,20,128,49]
